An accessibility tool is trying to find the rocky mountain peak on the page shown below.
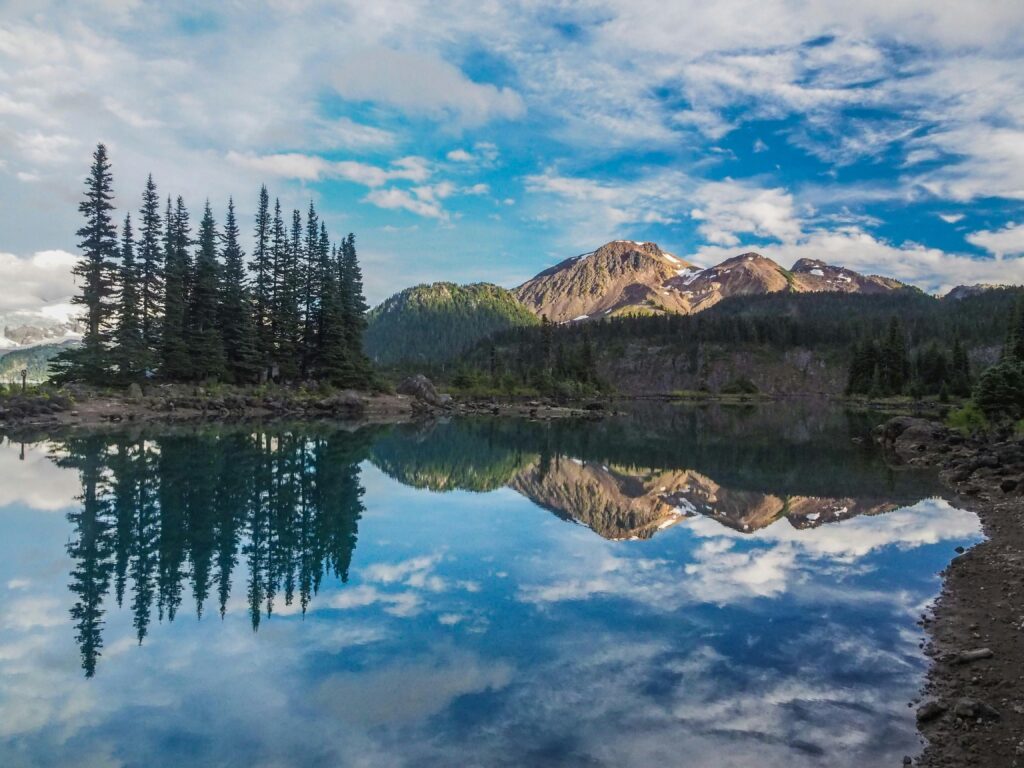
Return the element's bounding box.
[791,258,829,273]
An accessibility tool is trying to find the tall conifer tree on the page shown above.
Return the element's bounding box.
[301,201,321,374]
[137,174,164,354]
[337,233,372,386]
[112,213,147,382]
[52,143,120,384]
[220,198,258,383]
[251,185,273,371]
[188,201,226,381]
[161,196,192,379]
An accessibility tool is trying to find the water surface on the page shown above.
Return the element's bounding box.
[0,403,980,767]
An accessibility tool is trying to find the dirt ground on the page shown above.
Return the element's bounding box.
[878,418,1024,766]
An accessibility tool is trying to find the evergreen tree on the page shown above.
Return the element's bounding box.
[269,199,288,378]
[137,174,164,354]
[951,337,971,396]
[1003,297,1024,362]
[881,316,909,395]
[161,196,192,379]
[337,233,372,386]
[301,201,321,375]
[219,198,258,383]
[51,143,120,385]
[188,201,227,381]
[318,243,351,382]
[274,208,303,380]
[251,185,273,373]
[112,213,148,382]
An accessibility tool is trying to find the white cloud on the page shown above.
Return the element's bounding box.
[0,440,80,512]
[364,188,447,220]
[939,213,964,224]
[525,168,692,245]
[333,48,525,127]
[0,250,79,315]
[690,180,803,246]
[446,149,473,162]
[966,222,1024,258]
[226,152,430,187]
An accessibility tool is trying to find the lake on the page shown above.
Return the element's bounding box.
[0,403,980,767]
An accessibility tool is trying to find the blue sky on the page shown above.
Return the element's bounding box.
[1,0,1024,313]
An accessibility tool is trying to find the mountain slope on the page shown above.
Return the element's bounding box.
[0,340,77,383]
[365,282,539,365]
[513,241,909,323]
[513,240,696,321]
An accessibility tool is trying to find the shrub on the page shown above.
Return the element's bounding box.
[720,376,759,395]
[946,401,989,433]
[973,359,1024,420]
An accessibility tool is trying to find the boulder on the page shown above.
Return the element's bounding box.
[953,697,1000,721]
[877,417,952,465]
[916,700,947,723]
[396,375,450,407]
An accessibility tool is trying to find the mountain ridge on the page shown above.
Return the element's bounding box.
[512,240,910,322]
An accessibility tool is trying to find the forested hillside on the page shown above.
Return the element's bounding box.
[452,287,1024,396]
[365,282,539,366]
[0,342,75,384]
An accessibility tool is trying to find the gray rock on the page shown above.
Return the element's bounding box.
[916,700,947,723]
[953,647,994,664]
[127,382,143,400]
[953,697,1000,721]
[396,375,450,407]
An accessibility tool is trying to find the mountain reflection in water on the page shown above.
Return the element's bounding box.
[36,406,946,677]
[0,403,982,767]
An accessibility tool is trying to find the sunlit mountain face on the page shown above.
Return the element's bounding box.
[0,403,979,767]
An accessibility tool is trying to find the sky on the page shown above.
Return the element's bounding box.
[2,0,1024,315]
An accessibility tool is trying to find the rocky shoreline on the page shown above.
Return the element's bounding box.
[0,378,606,434]
[877,417,1024,766]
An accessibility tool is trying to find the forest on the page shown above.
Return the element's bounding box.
[51,143,373,388]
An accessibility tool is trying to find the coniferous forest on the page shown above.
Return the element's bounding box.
[50,143,373,388]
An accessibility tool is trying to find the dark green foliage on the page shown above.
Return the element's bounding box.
[365,282,540,366]
[188,202,227,381]
[112,213,148,382]
[251,185,274,366]
[137,174,163,354]
[846,317,911,396]
[51,144,120,385]
[219,198,258,383]
[335,233,373,387]
[974,359,1024,419]
[51,147,376,389]
[971,297,1024,420]
[301,201,321,375]
[161,196,192,380]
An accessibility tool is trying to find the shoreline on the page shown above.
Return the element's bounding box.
[877,418,1024,766]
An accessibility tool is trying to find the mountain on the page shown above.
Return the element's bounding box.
[512,240,696,321]
[509,458,901,540]
[365,282,540,366]
[0,340,76,383]
[0,307,83,351]
[512,241,907,323]
[944,283,1015,301]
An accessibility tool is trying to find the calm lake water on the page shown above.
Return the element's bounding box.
[0,403,980,767]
